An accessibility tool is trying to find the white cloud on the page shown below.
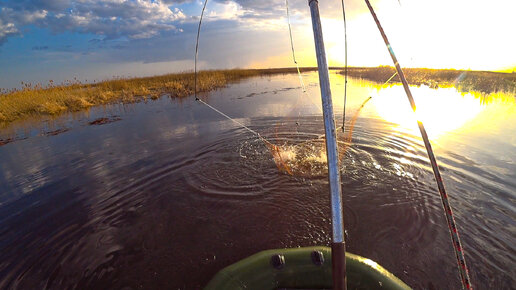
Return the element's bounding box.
[0,0,359,45]
[0,6,42,44]
[0,0,187,44]
[213,0,369,21]
[0,19,19,44]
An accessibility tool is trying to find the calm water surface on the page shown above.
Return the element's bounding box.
[0,72,514,289]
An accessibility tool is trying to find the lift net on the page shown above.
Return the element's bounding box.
[264,96,371,177]
[194,0,371,177]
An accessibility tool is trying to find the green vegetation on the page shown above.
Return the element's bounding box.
[1,67,513,126]
[339,66,516,94]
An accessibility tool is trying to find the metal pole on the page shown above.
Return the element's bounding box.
[364,1,472,289]
[308,1,346,289]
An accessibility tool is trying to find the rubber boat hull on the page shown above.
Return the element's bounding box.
[205,246,411,289]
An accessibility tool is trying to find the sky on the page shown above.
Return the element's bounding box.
[0,0,514,89]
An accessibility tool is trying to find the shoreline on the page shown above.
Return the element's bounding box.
[0,67,514,128]
[339,66,515,94]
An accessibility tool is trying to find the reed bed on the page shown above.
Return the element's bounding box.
[1,67,513,126]
[0,69,297,125]
[340,66,516,94]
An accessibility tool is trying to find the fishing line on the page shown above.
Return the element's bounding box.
[197,97,293,176]
[382,71,398,86]
[193,0,273,144]
[337,96,372,161]
[341,0,348,132]
[194,0,208,101]
[193,0,339,177]
[336,72,396,153]
[365,1,473,288]
[285,0,314,132]
[195,98,273,146]
[191,0,298,177]
[286,0,306,93]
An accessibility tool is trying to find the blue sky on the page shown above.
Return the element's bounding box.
[0,0,514,89]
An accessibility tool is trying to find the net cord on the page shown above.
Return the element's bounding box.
[286,0,306,93]
[341,0,348,131]
[194,0,209,101]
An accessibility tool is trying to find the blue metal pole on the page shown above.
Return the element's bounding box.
[308,1,346,289]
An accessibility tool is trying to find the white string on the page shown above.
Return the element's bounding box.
[196,98,273,146]
[194,0,209,100]
[286,0,306,93]
[382,71,398,86]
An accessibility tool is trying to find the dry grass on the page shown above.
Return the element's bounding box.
[339,66,516,94]
[1,67,513,126]
[0,68,322,125]
[0,69,289,125]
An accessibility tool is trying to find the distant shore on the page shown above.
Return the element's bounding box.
[340,66,515,94]
[1,67,514,126]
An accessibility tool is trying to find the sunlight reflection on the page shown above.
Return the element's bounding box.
[371,85,492,139]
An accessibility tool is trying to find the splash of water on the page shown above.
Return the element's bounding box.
[265,96,372,176]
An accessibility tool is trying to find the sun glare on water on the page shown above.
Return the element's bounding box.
[371,85,485,139]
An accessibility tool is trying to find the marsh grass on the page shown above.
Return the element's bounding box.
[341,66,516,94]
[0,69,315,125]
[1,67,513,126]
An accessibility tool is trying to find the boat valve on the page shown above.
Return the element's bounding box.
[311,250,325,266]
[271,254,285,269]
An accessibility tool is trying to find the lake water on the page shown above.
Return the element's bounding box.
[0,71,514,289]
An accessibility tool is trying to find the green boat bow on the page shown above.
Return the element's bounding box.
[205,246,411,290]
